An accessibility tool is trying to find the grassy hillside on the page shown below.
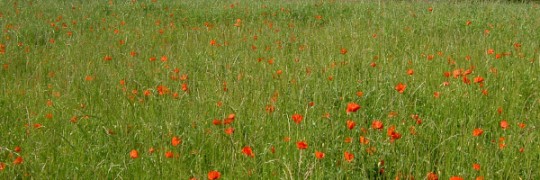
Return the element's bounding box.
[1,0,539,179]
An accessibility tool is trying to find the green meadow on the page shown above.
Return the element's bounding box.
[1,0,539,179]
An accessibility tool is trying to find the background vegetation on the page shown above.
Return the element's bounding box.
[1,0,539,179]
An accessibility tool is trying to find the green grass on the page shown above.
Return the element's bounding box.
[1,0,539,179]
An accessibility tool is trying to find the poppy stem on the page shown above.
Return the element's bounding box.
[297,150,303,179]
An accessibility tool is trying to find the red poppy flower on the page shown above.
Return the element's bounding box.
[518,122,526,129]
[283,136,291,142]
[346,102,361,114]
[346,120,356,130]
[473,76,484,83]
[180,74,189,81]
[208,170,221,180]
[181,83,188,92]
[165,151,174,158]
[103,55,112,61]
[514,42,522,48]
[161,56,168,62]
[450,176,463,180]
[426,172,438,180]
[482,89,488,96]
[46,99,53,107]
[442,81,450,86]
[0,162,5,171]
[224,114,235,124]
[84,75,94,81]
[406,69,414,75]
[411,114,422,124]
[242,146,254,157]
[296,141,308,150]
[500,120,509,130]
[265,105,275,113]
[344,151,354,162]
[409,126,417,135]
[499,137,506,150]
[387,126,397,136]
[156,85,170,95]
[172,92,181,99]
[227,114,235,120]
[395,83,406,94]
[143,90,151,96]
[473,128,484,136]
[443,71,451,78]
[461,67,472,76]
[427,54,434,60]
[292,114,303,124]
[372,120,384,130]
[233,19,242,27]
[433,91,440,98]
[452,69,462,78]
[359,136,369,145]
[13,157,23,165]
[472,163,481,171]
[212,119,222,125]
[340,48,348,55]
[344,137,352,143]
[171,136,182,147]
[130,149,139,159]
[0,43,5,54]
[387,125,402,142]
[465,55,471,61]
[85,75,94,81]
[224,127,234,135]
[315,151,325,159]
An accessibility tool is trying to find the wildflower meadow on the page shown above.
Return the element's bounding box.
[1,0,539,179]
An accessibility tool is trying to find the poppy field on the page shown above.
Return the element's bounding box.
[1,0,540,179]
